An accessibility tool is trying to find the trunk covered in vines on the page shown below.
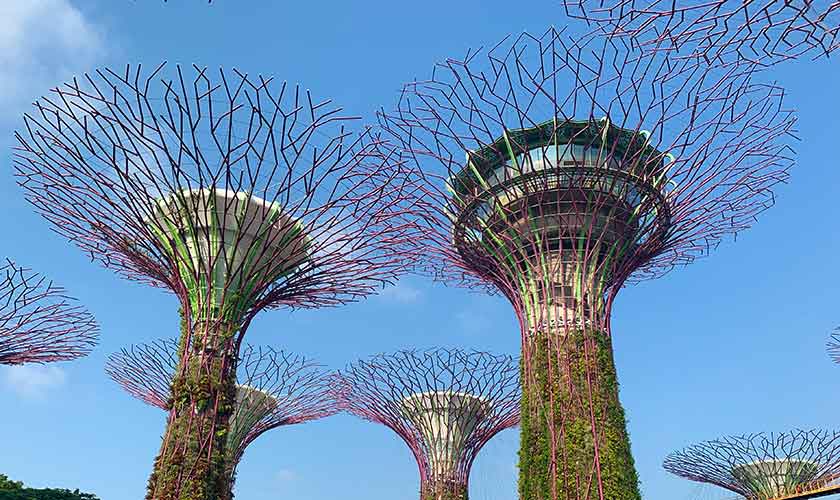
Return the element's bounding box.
[518,328,640,500]
[146,314,239,500]
[421,481,469,500]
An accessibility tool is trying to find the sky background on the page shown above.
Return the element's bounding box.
[0,1,838,499]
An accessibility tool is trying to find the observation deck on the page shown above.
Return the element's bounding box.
[450,119,673,294]
[450,118,672,258]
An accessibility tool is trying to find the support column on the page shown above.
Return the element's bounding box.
[518,325,640,500]
[146,318,238,500]
[421,481,468,500]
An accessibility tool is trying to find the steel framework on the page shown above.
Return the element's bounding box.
[379,27,796,500]
[105,338,337,491]
[13,63,414,500]
[561,0,839,65]
[664,430,840,500]
[825,327,840,364]
[335,348,520,500]
[0,259,98,365]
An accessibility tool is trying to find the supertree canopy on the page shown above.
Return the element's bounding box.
[0,259,98,365]
[664,430,840,499]
[825,327,840,363]
[378,27,796,500]
[335,348,520,500]
[13,63,415,500]
[105,338,336,493]
[561,0,838,65]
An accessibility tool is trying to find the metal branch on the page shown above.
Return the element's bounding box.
[378,26,796,500]
[825,327,840,364]
[560,0,839,65]
[335,348,520,499]
[0,259,98,365]
[14,63,416,328]
[664,430,840,499]
[13,63,417,499]
[105,338,338,481]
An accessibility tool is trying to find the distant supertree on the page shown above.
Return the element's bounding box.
[335,349,520,500]
[825,327,840,364]
[14,63,415,500]
[105,338,336,494]
[0,259,98,365]
[561,0,838,65]
[379,27,796,500]
[664,430,840,499]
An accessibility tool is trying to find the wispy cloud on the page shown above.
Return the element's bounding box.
[0,0,106,119]
[275,468,297,483]
[379,281,423,303]
[2,364,67,398]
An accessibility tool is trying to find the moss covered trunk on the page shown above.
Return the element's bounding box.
[518,328,640,500]
[146,320,238,500]
[420,481,468,500]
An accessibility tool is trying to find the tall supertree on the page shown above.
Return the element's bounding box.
[379,27,796,500]
[0,259,98,365]
[105,338,337,496]
[335,348,520,500]
[560,0,838,65]
[664,430,840,499]
[13,63,415,500]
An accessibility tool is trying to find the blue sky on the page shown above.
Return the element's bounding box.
[0,1,838,499]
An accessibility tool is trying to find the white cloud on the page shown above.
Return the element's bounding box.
[2,364,67,398]
[275,468,297,482]
[379,282,422,303]
[0,0,106,119]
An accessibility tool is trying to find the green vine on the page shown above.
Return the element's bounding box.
[420,481,468,500]
[518,329,641,500]
[145,309,238,500]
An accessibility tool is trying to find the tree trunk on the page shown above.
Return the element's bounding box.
[421,480,468,500]
[146,319,238,500]
[518,328,641,500]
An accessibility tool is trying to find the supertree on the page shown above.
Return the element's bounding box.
[334,348,520,500]
[560,0,839,65]
[13,63,415,500]
[664,430,840,499]
[0,259,98,365]
[825,327,840,363]
[378,27,796,500]
[105,337,337,496]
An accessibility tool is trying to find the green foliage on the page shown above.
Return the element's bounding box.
[0,475,99,499]
[145,315,238,500]
[0,476,23,491]
[421,481,468,500]
[518,329,641,500]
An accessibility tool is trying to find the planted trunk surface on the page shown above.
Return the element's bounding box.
[146,318,238,500]
[421,481,468,500]
[519,328,640,500]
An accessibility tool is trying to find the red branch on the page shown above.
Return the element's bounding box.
[560,0,839,65]
[0,259,98,365]
[105,338,338,472]
[334,348,521,492]
[664,430,840,498]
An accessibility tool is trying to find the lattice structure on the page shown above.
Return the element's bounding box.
[379,27,796,500]
[335,348,520,500]
[13,63,414,500]
[0,259,98,365]
[106,338,337,490]
[825,327,840,364]
[561,0,839,65]
[664,430,840,499]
